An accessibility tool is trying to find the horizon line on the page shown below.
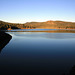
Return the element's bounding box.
[0,19,75,24]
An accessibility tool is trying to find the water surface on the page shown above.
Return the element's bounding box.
[0,30,75,75]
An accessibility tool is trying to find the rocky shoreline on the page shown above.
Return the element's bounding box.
[0,31,12,51]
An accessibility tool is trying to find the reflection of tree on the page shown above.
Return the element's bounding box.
[0,31,12,52]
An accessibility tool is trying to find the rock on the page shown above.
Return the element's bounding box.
[0,31,12,51]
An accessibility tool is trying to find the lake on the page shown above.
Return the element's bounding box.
[0,29,75,75]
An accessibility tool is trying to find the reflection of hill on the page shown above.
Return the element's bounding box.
[7,30,75,39]
[0,31,12,52]
[7,29,75,33]
[25,29,75,33]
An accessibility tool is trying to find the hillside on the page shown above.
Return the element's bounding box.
[0,20,75,30]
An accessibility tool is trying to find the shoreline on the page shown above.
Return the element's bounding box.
[6,29,75,33]
[0,31,12,51]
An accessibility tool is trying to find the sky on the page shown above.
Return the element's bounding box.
[0,0,75,23]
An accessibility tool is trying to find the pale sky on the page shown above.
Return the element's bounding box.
[0,0,75,23]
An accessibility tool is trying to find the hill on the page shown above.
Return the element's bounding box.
[0,20,75,30]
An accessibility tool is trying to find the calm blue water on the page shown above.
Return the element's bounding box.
[0,31,75,75]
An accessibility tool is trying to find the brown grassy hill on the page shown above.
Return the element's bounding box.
[0,20,75,29]
[24,21,75,29]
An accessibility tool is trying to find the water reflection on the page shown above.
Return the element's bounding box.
[1,30,75,75]
[6,29,75,39]
[7,29,75,33]
[7,32,75,39]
